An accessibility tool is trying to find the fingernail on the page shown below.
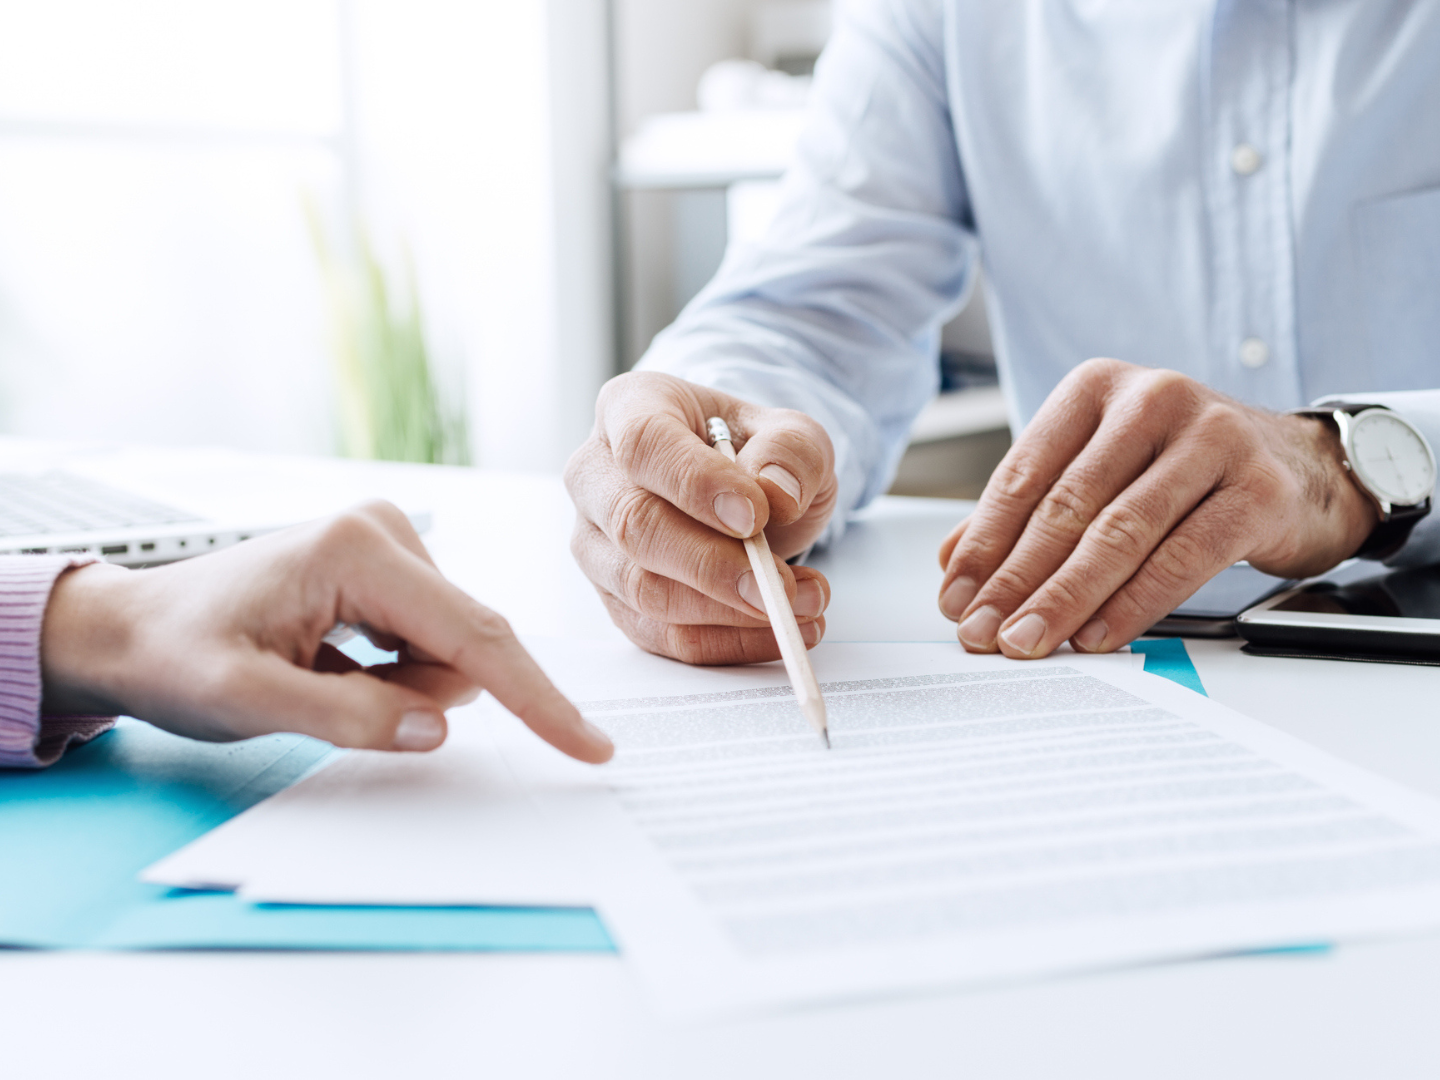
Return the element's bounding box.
[794,578,824,618]
[714,492,756,536]
[737,571,767,615]
[801,620,822,646]
[759,464,802,504]
[1073,618,1108,653]
[958,605,1002,649]
[1001,613,1047,656]
[939,576,977,620]
[393,711,444,752]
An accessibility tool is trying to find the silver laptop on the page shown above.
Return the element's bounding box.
[0,469,289,566]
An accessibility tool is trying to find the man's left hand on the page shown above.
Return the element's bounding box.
[937,358,1379,658]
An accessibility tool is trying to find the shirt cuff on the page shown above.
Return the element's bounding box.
[0,556,116,769]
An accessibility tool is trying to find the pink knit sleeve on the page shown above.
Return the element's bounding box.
[0,556,116,769]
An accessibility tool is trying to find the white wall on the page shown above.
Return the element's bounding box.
[614,0,760,134]
[612,0,759,364]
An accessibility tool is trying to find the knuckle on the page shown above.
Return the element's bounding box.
[1193,401,1249,450]
[595,370,647,417]
[609,485,667,550]
[569,519,589,563]
[1068,356,1129,399]
[597,587,638,635]
[783,420,836,474]
[470,606,514,643]
[621,562,673,621]
[768,406,831,448]
[1032,477,1098,536]
[985,457,1052,509]
[446,607,516,673]
[1126,540,1207,612]
[1141,367,1194,401]
[311,509,385,562]
[1135,369,1208,424]
[981,562,1037,604]
[451,604,517,670]
[350,498,408,530]
[665,624,711,665]
[563,437,599,493]
[609,410,673,477]
[1036,572,1089,618]
[1088,506,1154,564]
[1076,356,1121,380]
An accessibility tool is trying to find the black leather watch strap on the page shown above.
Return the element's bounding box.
[1355,511,1425,561]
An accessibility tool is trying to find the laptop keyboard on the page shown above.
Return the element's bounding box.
[0,472,204,538]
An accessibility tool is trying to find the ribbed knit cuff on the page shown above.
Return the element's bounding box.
[0,556,116,769]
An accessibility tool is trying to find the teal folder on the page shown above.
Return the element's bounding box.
[1131,637,1208,696]
[0,720,613,951]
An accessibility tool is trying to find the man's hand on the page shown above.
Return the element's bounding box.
[565,371,838,665]
[40,502,613,763]
[937,358,1378,658]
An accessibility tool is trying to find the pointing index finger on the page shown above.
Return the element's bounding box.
[339,534,613,763]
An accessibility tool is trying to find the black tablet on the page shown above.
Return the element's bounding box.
[1237,563,1440,658]
[1149,563,1296,638]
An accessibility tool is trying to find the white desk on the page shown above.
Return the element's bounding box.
[6,449,1440,1079]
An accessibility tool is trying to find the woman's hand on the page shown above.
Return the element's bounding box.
[40,501,612,763]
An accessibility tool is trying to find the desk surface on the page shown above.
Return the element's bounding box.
[5,448,1440,1080]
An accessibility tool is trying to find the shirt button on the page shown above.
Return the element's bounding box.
[1239,337,1270,369]
[1231,143,1263,176]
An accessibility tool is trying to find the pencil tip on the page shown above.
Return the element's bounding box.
[823,729,831,750]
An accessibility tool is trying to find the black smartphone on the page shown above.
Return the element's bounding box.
[1149,563,1296,638]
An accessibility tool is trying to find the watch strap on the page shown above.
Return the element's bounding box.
[1355,508,1427,560]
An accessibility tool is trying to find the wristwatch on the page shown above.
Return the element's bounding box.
[1294,404,1437,560]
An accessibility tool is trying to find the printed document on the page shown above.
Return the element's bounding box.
[146,642,1440,1014]
[538,644,1440,1012]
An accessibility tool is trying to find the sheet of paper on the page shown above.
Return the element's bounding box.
[143,643,1138,906]
[524,645,1440,1014]
[141,702,597,907]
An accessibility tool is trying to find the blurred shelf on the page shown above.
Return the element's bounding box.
[908,386,1009,445]
[615,109,807,190]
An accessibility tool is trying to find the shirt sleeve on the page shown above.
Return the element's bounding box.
[0,556,116,769]
[636,0,977,546]
[1312,389,1440,568]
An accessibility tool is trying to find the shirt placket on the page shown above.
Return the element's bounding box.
[1203,0,1302,409]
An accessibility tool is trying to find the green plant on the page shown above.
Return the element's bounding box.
[307,201,470,465]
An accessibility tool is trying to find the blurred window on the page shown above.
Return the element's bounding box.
[0,0,346,453]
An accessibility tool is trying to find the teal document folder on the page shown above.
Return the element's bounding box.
[1131,637,1208,696]
[0,640,1203,951]
[0,719,613,952]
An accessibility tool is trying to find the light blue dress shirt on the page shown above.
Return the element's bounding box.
[638,0,1440,564]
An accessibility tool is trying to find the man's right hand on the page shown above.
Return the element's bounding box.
[565,371,838,665]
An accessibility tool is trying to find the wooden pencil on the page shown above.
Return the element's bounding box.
[707,417,830,748]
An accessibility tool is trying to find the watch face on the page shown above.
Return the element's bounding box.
[1349,410,1437,507]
